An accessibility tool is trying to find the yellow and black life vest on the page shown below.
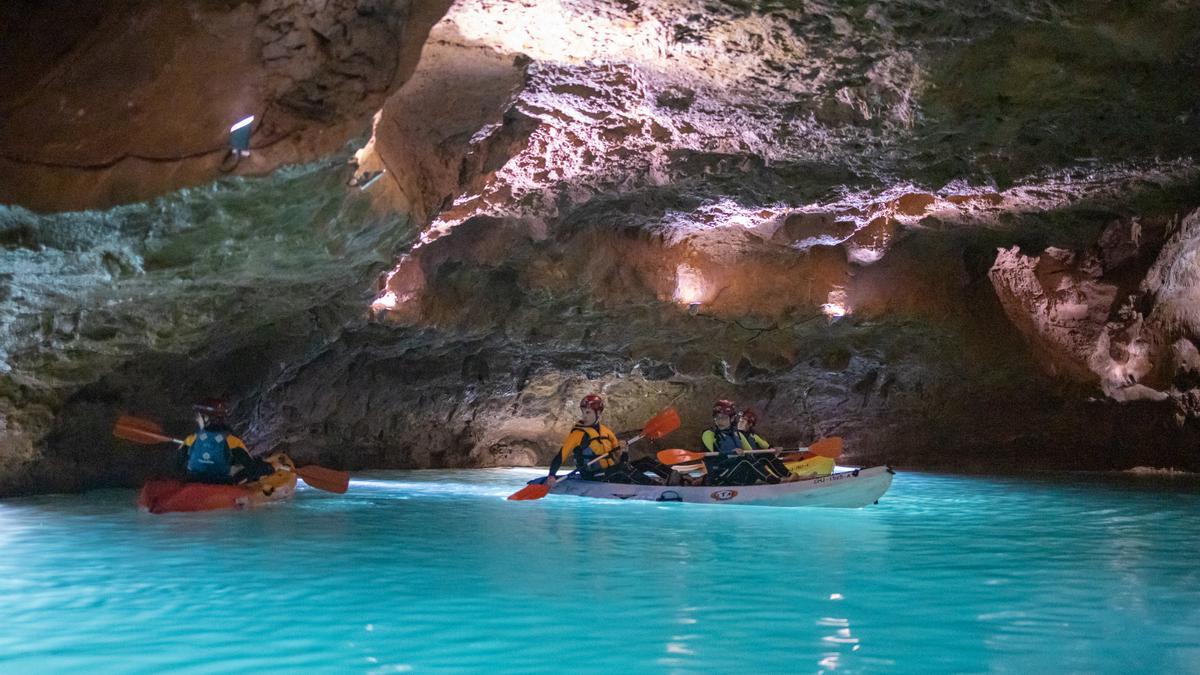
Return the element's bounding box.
[559,423,620,471]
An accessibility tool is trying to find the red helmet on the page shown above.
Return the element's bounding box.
[580,394,605,413]
[193,398,230,419]
[712,399,736,417]
[740,408,758,427]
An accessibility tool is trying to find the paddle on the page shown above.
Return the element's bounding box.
[114,414,183,446]
[779,436,843,462]
[506,476,553,502]
[286,464,350,494]
[619,406,681,447]
[113,415,351,494]
[656,436,844,466]
[507,407,682,501]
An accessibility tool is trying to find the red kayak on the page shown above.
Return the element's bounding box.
[138,470,297,514]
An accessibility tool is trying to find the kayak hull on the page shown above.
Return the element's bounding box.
[550,466,894,508]
[138,470,298,514]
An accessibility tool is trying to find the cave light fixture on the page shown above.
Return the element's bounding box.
[229,115,255,157]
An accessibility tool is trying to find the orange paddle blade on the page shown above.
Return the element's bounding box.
[295,465,350,494]
[641,407,681,440]
[808,436,844,458]
[656,448,707,465]
[113,415,179,445]
[117,415,165,434]
[507,483,550,501]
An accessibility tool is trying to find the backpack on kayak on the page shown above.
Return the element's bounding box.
[185,431,233,479]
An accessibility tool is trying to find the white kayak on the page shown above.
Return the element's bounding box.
[550,466,894,508]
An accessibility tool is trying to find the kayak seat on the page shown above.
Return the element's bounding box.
[667,462,707,486]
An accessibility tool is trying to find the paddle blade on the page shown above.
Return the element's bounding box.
[808,436,844,458]
[117,415,165,434]
[657,448,706,465]
[641,407,681,440]
[295,465,350,494]
[113,415,178,445]
[507,483,550,501]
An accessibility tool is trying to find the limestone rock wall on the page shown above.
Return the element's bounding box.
[0,161,415,495]
[0,0,454,212]
[992,208,1200,421]
[2,0,1200,495]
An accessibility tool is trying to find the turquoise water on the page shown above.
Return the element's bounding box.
[1,469,1198,673]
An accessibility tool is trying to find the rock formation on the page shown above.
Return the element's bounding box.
[2,0,1199,495]
[0,0,454,211]
[992,209,1200,419]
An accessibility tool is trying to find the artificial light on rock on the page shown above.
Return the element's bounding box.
[673,264,706,306]
[371,290,399,312]
[822,303,848,318]
[822,288,849,319]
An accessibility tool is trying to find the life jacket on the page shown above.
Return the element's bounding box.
[739,431,770,450]
[701,427,746,456]
[570,424,620,471]
[184,429,233,478]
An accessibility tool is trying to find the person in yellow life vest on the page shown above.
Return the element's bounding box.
[701,399,776,485]
[736,409,798,482]
[545,394,630,486]
[181,398,275,485]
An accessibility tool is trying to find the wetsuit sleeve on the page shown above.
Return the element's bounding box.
[550,430,585,476]
[226,435,252,465]
[230,446,254,467]
[701,430,716,452]
[179,434,196,470]
[225,435,265,482]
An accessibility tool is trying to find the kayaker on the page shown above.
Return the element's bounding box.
[737,408,797,482]
[182,398,275,485]
[545,394,634,487]
[701,399,750,454]
[701,400,774,485]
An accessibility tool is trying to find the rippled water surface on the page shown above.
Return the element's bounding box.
[2,469,1199,673]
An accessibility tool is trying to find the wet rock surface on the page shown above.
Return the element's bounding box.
[2,0,1200,495]
[0,0,453,211]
